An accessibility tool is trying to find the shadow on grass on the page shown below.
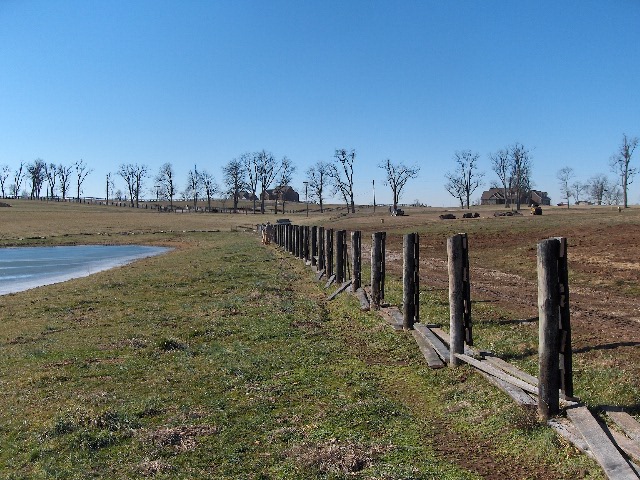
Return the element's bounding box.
[573,341,640,354]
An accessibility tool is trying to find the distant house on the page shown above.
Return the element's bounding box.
[481,188,551,206]
[239,191,258,201]
[261,185,300,203]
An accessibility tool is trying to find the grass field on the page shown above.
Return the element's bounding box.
[2,199,637,478]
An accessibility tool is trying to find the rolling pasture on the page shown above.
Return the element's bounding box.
[1,199,637,478]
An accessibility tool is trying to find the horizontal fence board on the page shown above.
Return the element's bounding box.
[566,405,638,480]
[411,330,445,369]
[607,410,640,445]
[455,354,539,396]
[482,354,539,387]
[355,288,370,311]
[479,371,537,406]
[327,280,352,301]
[414,324,450,363]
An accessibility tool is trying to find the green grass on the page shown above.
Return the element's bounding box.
[0,228,604,478]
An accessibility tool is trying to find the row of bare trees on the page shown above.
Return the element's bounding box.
[447,134,638,209]
[2,148,422,213]
[222,148,420,214]
[557,134,639,208]
[444,143,533,210]
[0,159,91,201]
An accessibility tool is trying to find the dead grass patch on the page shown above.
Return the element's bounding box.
[287,439,392,474]
[138,424,218,452]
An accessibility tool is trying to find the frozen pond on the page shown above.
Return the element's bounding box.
[0,245,171,295]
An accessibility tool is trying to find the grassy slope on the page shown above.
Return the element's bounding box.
[0,218,602,478]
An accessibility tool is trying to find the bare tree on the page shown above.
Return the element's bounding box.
[444,150,484,209]
[306,161,330,213]
[572,181,587,205]
[0,165,11,198]
[57,164,72,200]
[328,148,356,213]
[255,150,280,214]
[27,159,46,199]
[155,162,177,209]
[118,163,148,207]
[603,184,622,205]
[44,162,57,199]
[11,162,24,198]
[490,148,512,208]
[557,166,574,208]
[379,158,420,211]
[184,167,203,210]
[74,159,92,201]
[223,158,247,213]
[201,170,218,211]
[274,156,295,214]
[445,171,466,208]
[587,174,610,205]
[509,143,532,210]
[609,133,638,208]
[242,152,259,213]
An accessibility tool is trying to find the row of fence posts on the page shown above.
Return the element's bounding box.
[273,223,572,420]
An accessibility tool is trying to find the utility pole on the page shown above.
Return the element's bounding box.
[373,179,376,213]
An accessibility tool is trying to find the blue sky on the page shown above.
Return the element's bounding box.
[1,0,639,207]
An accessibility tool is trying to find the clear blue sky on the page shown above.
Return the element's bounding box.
[1,0,639,207]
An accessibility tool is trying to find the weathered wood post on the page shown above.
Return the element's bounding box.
[403,233,419,329]
[538,238,560,419]
[448,233,470,366]
[293,225,297,256]
[299,226,305,260]
[557,238,573,399]
[351,231,362,292]
[325,229,334,277]
[294,225,300,257]
[311,226,318,266]
[336,230,347,283]
[538,237,572,419]
[303,226,309,261]
[317,227,325,272]
[371,232,386,310]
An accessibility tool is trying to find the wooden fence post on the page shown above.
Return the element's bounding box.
[460,234,472,346]
[538,238,561,419]
[286,224,291,252]
[317,227,325,272]
[448,233,467,366]
[325,229,334,277]
[293,225,297,256]
[403,233,419,329]
[311,226,318,266]
[351,231,361,292]
[336,230,347,283]
[556,237,573,399]
[371,232,386,310]
[298,226,304,259]
[303,226,309,261]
